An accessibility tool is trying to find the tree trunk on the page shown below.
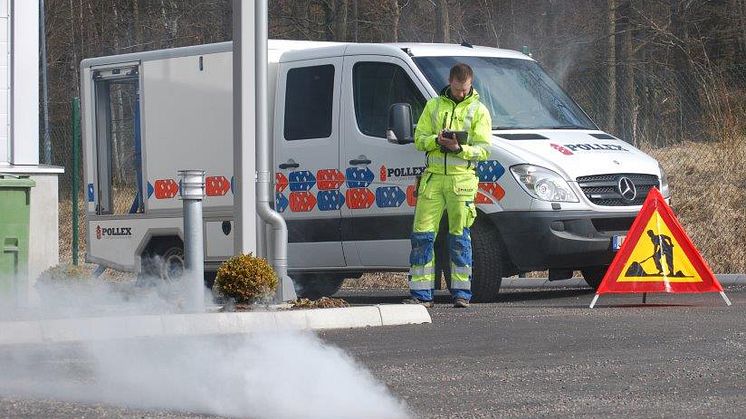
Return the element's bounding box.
[670,0,702,141]
[292,1,309,39]
[132,0,142,50]
[351,0,358,42]
[615,0,636,144]
[606,0,617,132]
[335,0,348,41]
[389,0,400,42]
[434,0,449,43]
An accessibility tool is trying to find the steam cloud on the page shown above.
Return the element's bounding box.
[0,274,411,418]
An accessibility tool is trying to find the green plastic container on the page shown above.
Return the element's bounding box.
[0,175,35,296]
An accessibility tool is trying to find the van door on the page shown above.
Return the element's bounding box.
[91,64,144,216]
[274,58,346,268]
[340,56,428,268]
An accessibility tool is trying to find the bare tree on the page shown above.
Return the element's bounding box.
[434,0,449,42]
[606,0,617,132]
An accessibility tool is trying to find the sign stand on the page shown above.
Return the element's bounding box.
[590,187,731,308]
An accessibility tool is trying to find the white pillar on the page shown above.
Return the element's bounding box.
[232,0,257,255]
[9,0,39,166]
[0,0,10,163]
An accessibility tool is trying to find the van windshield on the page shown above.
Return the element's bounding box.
[413,56,597,131]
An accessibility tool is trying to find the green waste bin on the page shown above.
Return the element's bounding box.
[0,175,35,298]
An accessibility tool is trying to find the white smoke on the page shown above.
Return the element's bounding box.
[0,274,411,418]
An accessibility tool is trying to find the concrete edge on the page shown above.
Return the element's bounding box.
[0,305,432,346]
[500,274,746,289]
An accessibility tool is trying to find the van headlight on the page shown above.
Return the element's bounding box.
[659,163,670,197]
[510,165,579,202]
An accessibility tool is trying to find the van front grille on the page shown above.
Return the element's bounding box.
[576,174,659,206]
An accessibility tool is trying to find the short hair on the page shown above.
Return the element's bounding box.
[449,63,473,82]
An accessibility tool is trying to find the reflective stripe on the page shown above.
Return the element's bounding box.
[431,100,441,129]
[451,265,473,276]
[408,280,436,290]
[409,266,435,277]
[449,279,472,290]
[428,155,473,167]
[463,102,479,131]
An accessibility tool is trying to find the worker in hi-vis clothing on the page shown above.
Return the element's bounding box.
[404,63,492,308]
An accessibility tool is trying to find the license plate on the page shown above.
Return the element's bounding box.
[612,235,626,251]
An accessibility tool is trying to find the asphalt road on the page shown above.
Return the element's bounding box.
[1,285,744,418]
[325,285,746,418]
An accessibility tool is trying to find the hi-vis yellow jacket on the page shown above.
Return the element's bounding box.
[414,86,492,175]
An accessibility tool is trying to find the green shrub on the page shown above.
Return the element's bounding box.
[36,264,90,284]
[214,253,277,303]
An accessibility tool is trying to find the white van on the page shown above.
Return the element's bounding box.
[80,40,669,301]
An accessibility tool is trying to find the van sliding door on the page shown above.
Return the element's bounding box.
[92,64,144,216]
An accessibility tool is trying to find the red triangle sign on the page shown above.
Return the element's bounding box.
[591,187,730,307]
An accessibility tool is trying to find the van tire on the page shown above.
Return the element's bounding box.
[137,238,185,286]
[292,274,344,300]
[470,217,504,302]
[581,266,608,290]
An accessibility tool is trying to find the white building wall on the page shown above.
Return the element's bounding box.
[0,0,9,163]
[9,0,39,165]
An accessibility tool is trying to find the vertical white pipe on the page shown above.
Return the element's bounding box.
[254,0,295,302]
[179,169,205,312]
[233,0,257,256]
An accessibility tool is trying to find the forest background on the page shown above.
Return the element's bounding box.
[43,0,746,274]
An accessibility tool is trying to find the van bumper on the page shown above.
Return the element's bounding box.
[485,210,638,271]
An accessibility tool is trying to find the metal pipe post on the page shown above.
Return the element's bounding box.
[71,97,80,265]
[179,169,206,312]
[254,0,296,302]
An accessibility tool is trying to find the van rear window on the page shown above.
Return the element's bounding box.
[284,65,335,140]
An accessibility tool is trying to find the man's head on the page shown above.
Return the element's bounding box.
[448,63,473,102]
[647,230,655,238]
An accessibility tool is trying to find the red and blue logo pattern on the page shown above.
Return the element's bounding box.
[476,160,506,204]
[146,160,507,213]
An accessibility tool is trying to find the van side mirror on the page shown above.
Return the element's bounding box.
[386,103,414,144]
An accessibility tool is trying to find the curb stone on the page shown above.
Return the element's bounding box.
[0,304,431,346]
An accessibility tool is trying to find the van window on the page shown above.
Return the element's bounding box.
[353,62,425,138]
[284,64,335,140]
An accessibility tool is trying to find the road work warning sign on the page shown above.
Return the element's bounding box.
[590,187,730,307]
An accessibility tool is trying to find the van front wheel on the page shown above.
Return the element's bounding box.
[470,217,504,302]
[292,274,344,300]
[581,266,608,290]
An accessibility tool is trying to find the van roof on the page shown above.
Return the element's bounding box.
[80,40,533,69]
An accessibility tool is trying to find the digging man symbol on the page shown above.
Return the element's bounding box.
[626,229,677,277]
[648,229,675,276]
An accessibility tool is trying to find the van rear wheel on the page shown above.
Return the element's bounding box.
[470,217,504,302]
[292,274,344,300]
[137,239,185,286]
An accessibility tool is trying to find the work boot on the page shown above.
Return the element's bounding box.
[453,298,470,308]
[402,297,434,308]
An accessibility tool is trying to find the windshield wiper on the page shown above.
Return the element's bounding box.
[534,124,589,130]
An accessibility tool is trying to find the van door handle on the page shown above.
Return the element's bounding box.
[279,161,300,169]
[348,158,372,165]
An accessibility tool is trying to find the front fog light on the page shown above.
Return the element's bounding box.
[510,165,579,203]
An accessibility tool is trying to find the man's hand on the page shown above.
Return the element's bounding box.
[437,131,461,152]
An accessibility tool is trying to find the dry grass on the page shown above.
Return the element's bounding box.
[643,136,746,273]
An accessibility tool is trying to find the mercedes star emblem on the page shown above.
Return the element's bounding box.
[617,177,637,202]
